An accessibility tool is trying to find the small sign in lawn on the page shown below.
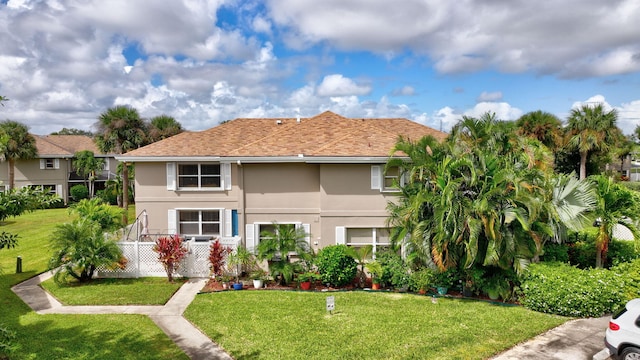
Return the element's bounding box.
[326,296,335,313]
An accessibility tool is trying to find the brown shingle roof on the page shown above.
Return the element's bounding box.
[121,111,447,159]
[35,135,105,157]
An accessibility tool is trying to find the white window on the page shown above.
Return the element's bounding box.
[340,227,392,258]
[178,209,221,236]
[168,162,231,191]
[40,159,60,170]
[245,222,310,254]
[371,165,405,192]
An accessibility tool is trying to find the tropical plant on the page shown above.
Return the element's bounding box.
[0,120,38,189]
[70,198,124,232]
[73,150,105,198]
[364,260,383,285]
[408,267,435,293]
[346,244,372,288]
[0,231,18,250]
[153,235,188,282]
[227,245,258,283]
[147,114,183,142]
[0,186,61,222]
[95,105,147,223]
[0,324,16,358]
[516,110,563,151]
[387,112,596,289]
[590,175,640,268]
[565,104,619,179]
[256,223,312,285]
[209,239,232,278]
[49,218,124,283]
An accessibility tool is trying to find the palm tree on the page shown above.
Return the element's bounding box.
[590,175,640,268]
[256,223,312,285]
[516,110,563,151]
[0,120,38,189]
[566,104,619,179]
[611,131,635,179]
[73,150,105,198]
[147,115,183,142]
[94,105,146,223]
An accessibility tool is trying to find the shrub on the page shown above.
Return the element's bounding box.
[70,198,124,232]
[315,245,357,287]
[611,258,640,302]
[408,268,435,293]
[377,249,409,289]
[541,243,569,263]
[153,235,188,282]
[520,262,625,317]
[608,240,639,266]
[70,184,89,201]
[0,231,18,250]
[0,324,16,358]
[49,219,124,284]
[209,239,232,278]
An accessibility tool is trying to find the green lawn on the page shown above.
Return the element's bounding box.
[184,290,568,360]
[0,207,188,360]
[41,277,186,305]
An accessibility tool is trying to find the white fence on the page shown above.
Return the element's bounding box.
[98,236,240,278]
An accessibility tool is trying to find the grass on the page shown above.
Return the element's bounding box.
[184,290,568,360]
[0,206,188,360]
[41,277,186,305]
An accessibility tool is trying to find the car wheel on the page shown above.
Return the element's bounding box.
[621,347,640,360]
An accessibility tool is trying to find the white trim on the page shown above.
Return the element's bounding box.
[167,209,177,234]
[245,224,256,252]
[302,223,311,246]
[371,165,381,190]
[166,162,176,191]
[40,159,45,169]
[224,209,232,237]
[335,226,346,245]
[56,184,62,197]
[222,163,231,190]
[54,159,60,169]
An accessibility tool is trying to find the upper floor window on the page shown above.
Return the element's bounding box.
[40,159,59,170]
[371,165,405,192]
[178,164,221,188]
[167,162,231,191]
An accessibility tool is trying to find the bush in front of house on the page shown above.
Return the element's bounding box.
[376,249,410,289]
[611,258,640,302]
[315,245,357,287]
[520,262,625,317]
[70,184,89,201]
[540,243,570,263]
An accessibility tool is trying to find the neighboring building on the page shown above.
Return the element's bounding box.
[0,135,118,203]
[118,111,446,255]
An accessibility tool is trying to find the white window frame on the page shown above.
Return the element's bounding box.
[245,222,310,254]
[176,209,223,237]
[342,227,392,259]
[371,165,406,192]
[40,159,60,170]
[167,162,231,191]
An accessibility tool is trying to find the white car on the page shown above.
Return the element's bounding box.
[606,298,640,360]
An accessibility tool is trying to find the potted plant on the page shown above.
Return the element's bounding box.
[251,269,267,289]
[409,268,434,295]
[365,260,383,290]
[226,245,256,290]
[297,271,320,290]
[433,269,456,295]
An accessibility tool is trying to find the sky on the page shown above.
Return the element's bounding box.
[1,0,639,136]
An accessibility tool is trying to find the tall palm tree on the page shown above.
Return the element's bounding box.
[516,110,563,151]
[611,131,635,178]
[566,104,619,179]
[73,150,105,198]
[147,115,183,143]
[0,120,38,189]
[94,105,146,224]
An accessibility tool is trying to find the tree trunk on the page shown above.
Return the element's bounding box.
[122,162,129,224]
[596,248,602,268]
[579,151,588,180]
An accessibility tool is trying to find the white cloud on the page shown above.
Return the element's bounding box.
[317,74,371,97]
[431,102,523,132]
[477,91,503,103]
[391,86,415,96]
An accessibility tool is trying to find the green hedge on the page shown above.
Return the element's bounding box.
[315,245,357,287]
[520,262,625,317]
[611,258,640,302]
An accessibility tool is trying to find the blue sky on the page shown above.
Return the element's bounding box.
[1,0,639,135]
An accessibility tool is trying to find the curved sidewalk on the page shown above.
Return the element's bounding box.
[11,272,232,360]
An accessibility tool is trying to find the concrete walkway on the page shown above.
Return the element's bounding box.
[11,272,232,360]
[489,316,612,360]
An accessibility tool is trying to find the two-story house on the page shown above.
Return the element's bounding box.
[0,135,118,203]
[118,111,446,255]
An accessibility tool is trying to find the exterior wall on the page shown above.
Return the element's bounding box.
[134,160,398,252]
[0,159,69,199]
[318,164,397,248]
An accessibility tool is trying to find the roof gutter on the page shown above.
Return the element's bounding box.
[115,155,402,164]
